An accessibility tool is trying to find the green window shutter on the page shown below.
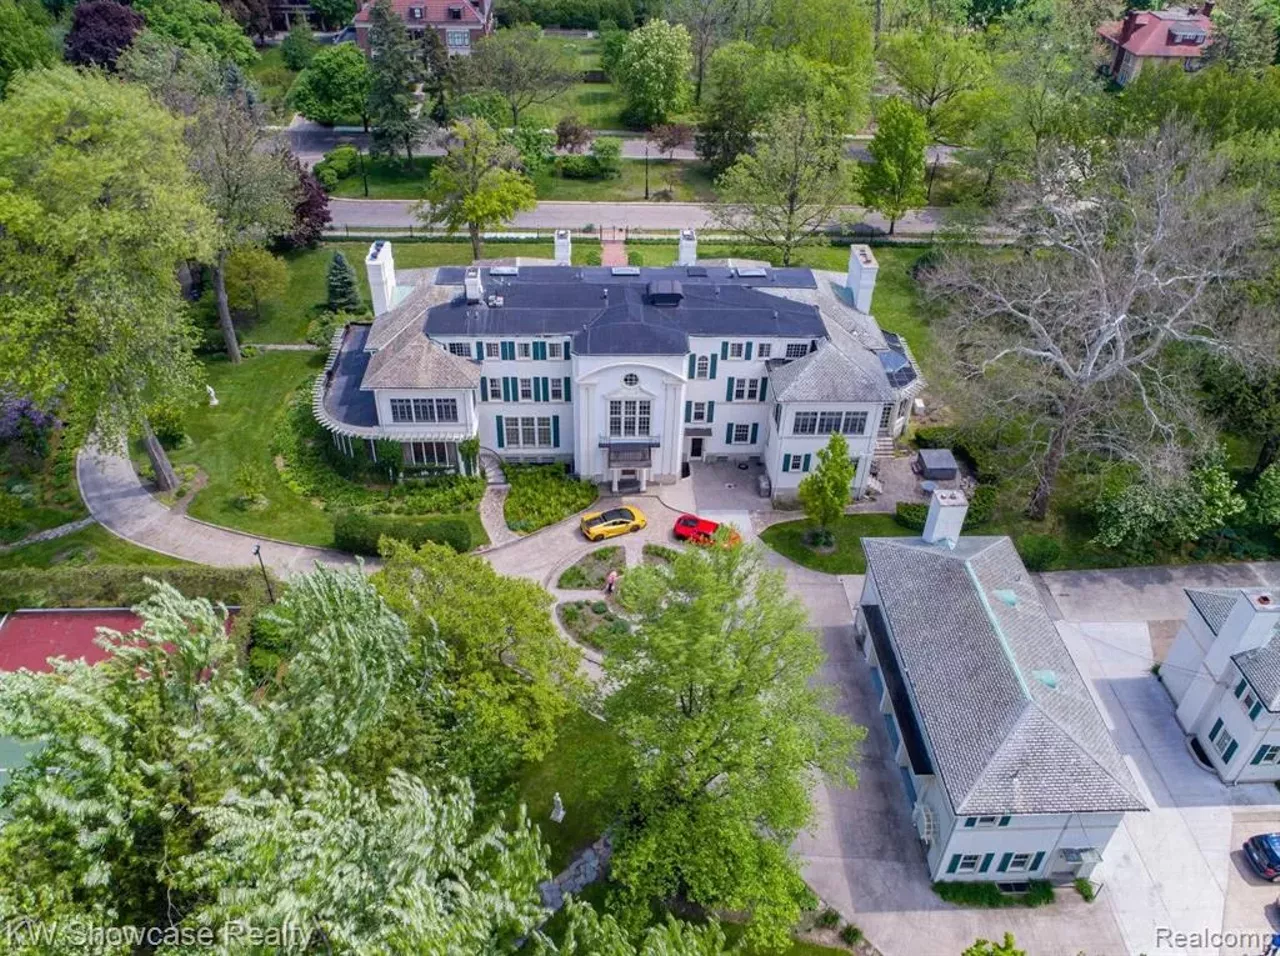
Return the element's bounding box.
[725,423,734,444]
[1236,679,1248,698]
[501,378,511,402]
[745,341,753,360]
[495,416,504,448]
[802,453,811,472]
[749,423,758,444]
[1253,746,1269,765]
[480,378,489,402]
[997,853,1012,873]
[1209,718,1223,742]
[688,354,696,378]
[538,341,548,360]
[782,453,791,472]
[552,415,560,448]
[1251,701,1263,720]
[946,855,961,874]
[564,338,572,357]
[720,341,729,359]
[564,377,572,401]
[725,377,734,402]
[1029,851,1044,872]
[542,377,550,402]
[530,341,540,361]
[684,401,692,423]
[709,353,718,379]
[998,816,1011,827]
[502,341,514,360]
[979,853,994,873]
[531,378,540,402]
[1225,740,1239,763]
[706,400,715,422]
[963,817,976,828]
[760,378,768,402]
[475,341,483,360]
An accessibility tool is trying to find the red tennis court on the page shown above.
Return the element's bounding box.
[0,609,142,673]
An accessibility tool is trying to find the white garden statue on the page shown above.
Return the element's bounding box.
[551,792,565,824]
[207,385,219,407]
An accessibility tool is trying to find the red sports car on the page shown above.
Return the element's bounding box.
[673,514,742,546]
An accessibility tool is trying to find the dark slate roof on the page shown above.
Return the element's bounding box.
[862,536,1146,816]
[323,324,379,427]
[423,267,827,355]
[1185,588,1238,636]
[1183,588,1280,710]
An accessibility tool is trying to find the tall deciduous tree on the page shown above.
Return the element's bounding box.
[860,95,927,234]
[290,40,370,127]
[132,0,256,64]
[0,0,55,95]
[548,901,731,955]
[606,540,863,950]
[1203,361,1280,476]
[309,0,356,29]
[224,244,288,319]
[280,12,316,69]
[665,0,738,103]
[923,127,1271,519]
[714,106,848,265]
[878,28,989,144]
[64,0,142,69]
[798,431,857,543]
[416,118,537,260]
[614,19,693,127]
[0,67,214,489]
[277,149,332,249]
[366,0,429,162]
[461,24,578,128]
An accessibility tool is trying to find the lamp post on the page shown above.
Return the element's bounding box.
[253,544,276,603]
[644,142,650,201]
[343,136,368,198]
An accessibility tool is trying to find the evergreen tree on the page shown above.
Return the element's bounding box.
[280,11,316,71]
[327,251,363,312]
[366,0,429,162]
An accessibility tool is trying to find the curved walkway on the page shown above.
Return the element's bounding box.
[77,444,351,578]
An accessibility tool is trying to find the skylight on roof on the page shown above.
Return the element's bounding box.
[489,266,518,276]
[993,589,1019,607]
[735,267,768,278]
[610,266,640,276]
[1031,669,1059,689]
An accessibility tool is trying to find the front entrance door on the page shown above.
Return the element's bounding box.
[690,437,704,460]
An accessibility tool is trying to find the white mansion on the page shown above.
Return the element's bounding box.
[315,232,924,498]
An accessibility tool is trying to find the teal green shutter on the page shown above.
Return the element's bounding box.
[946,855,961,874]
[749,423,758,444]
[1251,701,1263,720]
[1225,740,1239,763]
[480,378,489,401]
[782,453,791,472]
[709,354,718,379]
[720,341,729,359]
[979,853,994,873]
[1236,679,1248,698]
[706,400,714,422]
[997,853,1012,873]
[563,377,571,400]
[725,377,734,401]
[760,378,768,402]
[1253,746,1269,765]
[688,354,696,378]
[963,817,976,828]
[542,377,550,402]
[1029,851,1044,872]
[502,341,515,360]
[725,423,733,444]
[531,378,540,402]
[501,378,511,402]
[511,377,520,401]
[564,339,572,357]
[495,416,505,448]
[539,341,548,360]
[552,415,560,448]
[745,341,753,360]
[998,816,1011,827]
[684,401,692,423]
[475,341,483,360]
[802,453,811,472]
[1210,718,1223,741]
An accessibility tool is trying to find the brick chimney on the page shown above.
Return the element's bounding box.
[1119,8,1141,43]
[1201,0,1215,15]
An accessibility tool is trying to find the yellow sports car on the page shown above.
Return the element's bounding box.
[580,505,648,541]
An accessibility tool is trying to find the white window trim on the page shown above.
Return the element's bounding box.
[1213,728,1236,759]
[732,423,750,444]
[956,854,980,874]
[695,356,709,379]
[519,378,533,401]
[691,402,707,423]
[485,342,500,358]
[1258,745,1280,765]
[548,342,563,360]
[1007,853,1033,873]
[728,342,745,360]
[757,342,772,359]
[785,343,808,359]
[550,379,564,401]
[517,342,532,360]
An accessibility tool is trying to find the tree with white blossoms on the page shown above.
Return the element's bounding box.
[178,769,549,953]
[541,899,730,955]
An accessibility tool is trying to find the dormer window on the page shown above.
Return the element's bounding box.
[409,5,423,17]
[448,5,463,17]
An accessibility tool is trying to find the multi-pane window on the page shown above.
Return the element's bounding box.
[732,424,750,444]
[521,418,537,447]
[785,343,809,359]
[488,378,501,401]
[389,399,412,423]
[447,342,471,358]
[550,379,564,401]
[504,418,521,448]
[500,416,555,449]
[1008,853,1033,872]
[1213,726,1236,760]
[691,402,707,423]
[728,342,745,359]
[843,411,868,435]
[1257,745,1280,765]
[389,398,457,423]
[519,379,533,401]
[793,412,818,435]
[817,411,843,433]
[1243,689,1260,715]
[405,441,449,467]
[757,343,772,359]
[956,855,980,874]
[879,404,893,429]
[485,342,500,358]
[517,342,532,360]
[548,342,563,359]
[734,378,760,401]
[695,356,709,379]
[608,399,651,437]
[537,417,553,446]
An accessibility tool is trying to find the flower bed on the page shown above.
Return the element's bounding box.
[556,546,624,589]
[557,599,631,651]
[504,462,598,533]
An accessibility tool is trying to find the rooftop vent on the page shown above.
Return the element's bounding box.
[1031,669,1059,689]
[687,266,709,277]
[994,589,1019,607]
[648,279,684,306]
[735,266,768,278]
[610,266,640,276]
[489,266,518,277]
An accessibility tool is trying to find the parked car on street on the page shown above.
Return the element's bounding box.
[672,513,742,547]
[580,506,647,541]
[1243,834,1280,882]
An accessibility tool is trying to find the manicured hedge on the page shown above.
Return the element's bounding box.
[333,511,471,556]
[932,880,1054,908]
[0,565,276,612]
[895,485,997,532]
[914,426,1006,483]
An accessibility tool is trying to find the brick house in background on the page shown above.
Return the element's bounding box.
[353,0,493,53]
[1097,3,1214,85]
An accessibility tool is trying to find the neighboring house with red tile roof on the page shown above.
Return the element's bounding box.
[1098,4,1214,85]
[353,0,493,53]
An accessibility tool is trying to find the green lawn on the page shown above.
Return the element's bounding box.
[248,45,297,123]
[0,524,187,570]
[237,240,555,343]
[760,513,906,575]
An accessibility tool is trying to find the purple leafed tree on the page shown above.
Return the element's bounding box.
[64,0,144,70]
[275,150,332,250]
[0,395,58,456]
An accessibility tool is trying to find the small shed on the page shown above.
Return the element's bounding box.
[916,448,958,481]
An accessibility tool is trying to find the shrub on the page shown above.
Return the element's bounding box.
[914,425,1004,483]
[234,462,268,510]
[591,137,622,178]
[558,153,602,179]
[0,565,276,613]
[895,501,927,530]
[966,484,997,526]
[642,543,678,564]
[591,600,608,614]
[555,114,591,153]
[314,144,361,192]
[147,404,187,449]
[333,511,472,556]
[503,463,597,533]
[815,907,841,929]
[839,924,863,945]
[1016,533,1061,571]
[1074,877,1096,903]
[932,880,1053,909]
